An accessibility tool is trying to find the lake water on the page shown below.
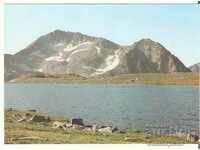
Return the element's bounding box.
[5,84,199,132]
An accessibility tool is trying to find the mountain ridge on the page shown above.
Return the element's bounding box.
[4,29,191,81]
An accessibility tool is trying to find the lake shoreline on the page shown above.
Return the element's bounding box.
[5,109,197,144]
[5,84,199,132]
[6,73,200,86]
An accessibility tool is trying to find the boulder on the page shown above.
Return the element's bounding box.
[52,121,73,130]
[13,114,26,122]
[173,132,199,142]
[175,132,186,138]
[28,115,47,122]
[112,127,118,132]
[72,124,84,130]
[25,113,32,118]
[65,123,73,128]
[71,118,84,126]
[186,134,199,142]
[119,129,126,134]
[17,117,26,122]
[52,121,66,129]
[98,126,113,134]
[83,124,97,132]
[83,127,93,132]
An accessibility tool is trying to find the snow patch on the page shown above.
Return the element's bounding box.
[45,52,65,62]
[65,41,93,62]
[91,50,120,76]
[64,41,93,52]
[66,48,90,62]
[71,48,90,55]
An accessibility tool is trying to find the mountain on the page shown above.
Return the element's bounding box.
[4,29,190,81]
[126,39,190,73]
[189,63,200,73]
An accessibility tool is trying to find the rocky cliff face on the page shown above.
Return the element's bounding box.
[126,39,190,73]
[4,30,190,81]
[189,63,200,73]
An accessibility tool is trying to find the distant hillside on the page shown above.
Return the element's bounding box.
[189,63,200,73]
[4,29,190,81]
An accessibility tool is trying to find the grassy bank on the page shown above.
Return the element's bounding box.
[9,73,199,85]
[5,109,192,144]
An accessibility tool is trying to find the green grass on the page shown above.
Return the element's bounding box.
[11,73,199,85]
[5,109,192,144]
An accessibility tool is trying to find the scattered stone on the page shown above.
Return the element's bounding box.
[83,124,97,132]
[175,132,186,138]
[17,117,26,122]
[83,127,93,132]
[172,132,199,143]
[52,121,66,129]
[25,113,32,118]
[186,133,199,142]
[119,129,126,134]
[65,123,73,128]
[28,115,47,122]
[98,126,113,134]
[72,124,84,130]
[13,112,51,123]
[71,118,84,126]
[124,137,133,141]
[13,114,26,122]
[84,125,92,128]
[112,127,118,132]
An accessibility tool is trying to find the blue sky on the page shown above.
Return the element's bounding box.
[4,4,200,66]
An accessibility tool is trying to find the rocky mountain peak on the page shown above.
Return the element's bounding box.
[4,30,191,81]
[126,38,190,73]
[134,38,164,49]
[137,38,155,43]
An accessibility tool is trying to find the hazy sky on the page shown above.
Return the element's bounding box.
[4,4,200,66]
